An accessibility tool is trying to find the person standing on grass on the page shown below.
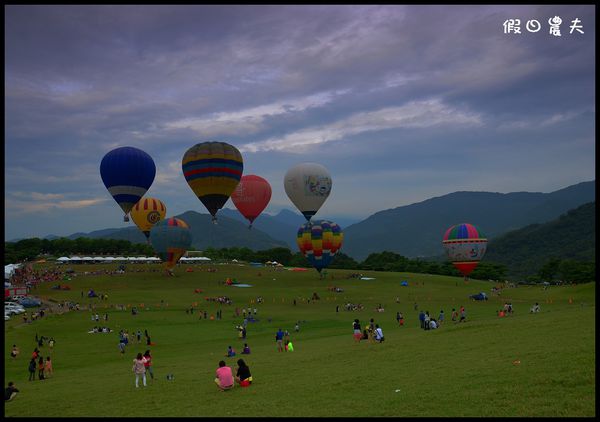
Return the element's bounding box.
[353,319,362,343]
[44,357,53,378]
[143,350,154,380]
[214,360,234,391]
[132,353,147,388]
[375,324,385,342]
[459,306,466,322]
[37,356,45,380]
[438,310,445,325]
[275,328,284,352]
[451,308,458,322]
[419,310,425,329]
[28,358,36,381]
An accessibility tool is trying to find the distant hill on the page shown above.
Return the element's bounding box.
[485,202,595,278]
[62,211,289,251]
[342,181,595,260]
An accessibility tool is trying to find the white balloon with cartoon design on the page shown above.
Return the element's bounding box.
[284,163,332,222]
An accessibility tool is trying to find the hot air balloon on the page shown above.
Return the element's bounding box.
[130,197,167,241]
[284,163,332,221]
[442,223,487,279]
[150,217,192,272]
[100,146,156,222]
[182,141,243,222]
[231,175,272,228]
[297,220,343,274]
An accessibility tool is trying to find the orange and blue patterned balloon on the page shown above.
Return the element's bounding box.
[150,217,192,270]
[297,220,343,273]
[181,142,243,221]
[442,223,487,277]
[100,146,156,222]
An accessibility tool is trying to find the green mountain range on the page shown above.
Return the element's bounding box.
[342,181,595,260]
[485,201,595,278]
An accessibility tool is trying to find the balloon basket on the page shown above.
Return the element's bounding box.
[124,215,130,222]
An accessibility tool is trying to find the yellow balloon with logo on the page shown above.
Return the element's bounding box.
[130,197,167,240]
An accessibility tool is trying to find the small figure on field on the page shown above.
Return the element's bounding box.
[459,306,466,322]
[419,310,425,329]
[44,357,53,378]
[438,310,444,325]
[241,343,251,354]
[451,308,457,322]
[226,346,236,357]
[37,356,45,380]
[275,328,284,352]
[374,324,384,342]
[285,340,294,352]
[530,303,540,313]
[353,319,362,343]
[143,350,154,380]
[132,352,147,388]
[10,344,19,359]
[214,361,234,391]
[28,358,36,381]
[5,382,19,401]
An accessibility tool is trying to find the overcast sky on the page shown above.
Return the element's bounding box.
[5,5,595,240]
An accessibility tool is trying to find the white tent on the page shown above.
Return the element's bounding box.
[104,257,115,261]
[82,257,94,262]
[115,257,126,261]
[56,257,70,262]
[93,257,106,261]
[70,256,82,261]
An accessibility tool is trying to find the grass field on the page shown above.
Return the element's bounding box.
[3,263,596,417]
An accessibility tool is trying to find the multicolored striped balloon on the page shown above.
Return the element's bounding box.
[442,223,487,277]
[297,220,343,273]
[150,217,192,270]
[130,197,167,240]
[100,146,156,222]
[182,142,243,221]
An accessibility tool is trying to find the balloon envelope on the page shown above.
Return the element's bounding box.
[297,220,343,273]
[100,146,156,219]
[150,217,192,270]
[284,163,332,221]
[181,142,243,218]
[130,197,167,239]
[442,223,487,277]
[231,175,272,226]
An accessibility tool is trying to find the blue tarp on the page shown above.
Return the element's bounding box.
[401,281,408,286]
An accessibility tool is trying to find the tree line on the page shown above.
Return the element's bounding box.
[5,237,594,283]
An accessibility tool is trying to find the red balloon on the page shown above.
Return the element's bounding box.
[231,175,272,227]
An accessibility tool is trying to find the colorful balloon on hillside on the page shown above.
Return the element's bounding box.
[297,220,343,273]
[130,197,167,240]
[150,217,192,271]
[284,163,332,221]
[442,223,487,278]
[181,142,243,222]
[100,146,156,222]
[231,175,272,228]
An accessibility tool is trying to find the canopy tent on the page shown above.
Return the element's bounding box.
[70,256,82,261]
[56,257,70,262]
[5,264,22,279]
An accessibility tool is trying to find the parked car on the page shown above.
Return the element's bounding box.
[5,303,26,315]
[18,297,41,307]
[5,314,10,320]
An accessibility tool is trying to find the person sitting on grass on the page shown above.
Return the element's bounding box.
[226,346,236,357]
[235,359,253,387]
[5,382,19,401]
[374,324,385,342]
[429,319,438,330]
[530,303,540,313]
[241,343,251,354]
[10,345,19,359]
[214,360,234,391]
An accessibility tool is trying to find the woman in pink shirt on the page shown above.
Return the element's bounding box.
[132,353,147,388]
[214,360,234,391]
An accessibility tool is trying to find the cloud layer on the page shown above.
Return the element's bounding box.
[5,5,595,240]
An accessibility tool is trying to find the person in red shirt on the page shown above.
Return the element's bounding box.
[214,361,234,391]
[143,350,154,380]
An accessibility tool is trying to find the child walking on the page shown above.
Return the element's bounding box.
[143,350,154,380]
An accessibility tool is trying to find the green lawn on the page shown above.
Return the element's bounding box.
[4,263,595,417]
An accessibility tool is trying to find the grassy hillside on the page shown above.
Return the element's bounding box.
[486,202,595,278]
[4,262,595,417]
